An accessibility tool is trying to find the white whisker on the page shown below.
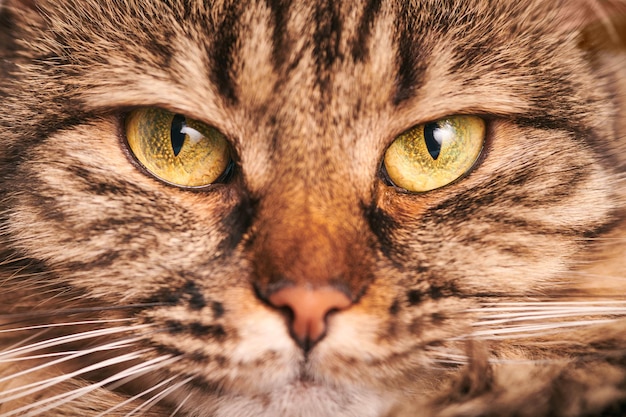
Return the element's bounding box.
[472,310,626,326]
[460,299,626,336]
[95,375,178,417]
[0,354,179,417]
[462,319,617,340]
[124,376,194,417]
[487,358,571,365]
[0,318,132,334]
[0,338,144,392]
[0,329,50,355]
[0,325,152,360]
[169,392,192,417]
[473,301,626,309]
[426,347,469,365]
[0,348,151,405]
[0,351,82,362]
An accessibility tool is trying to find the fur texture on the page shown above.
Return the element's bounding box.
[0,0,625,416]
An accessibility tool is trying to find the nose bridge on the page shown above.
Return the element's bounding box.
[259,188,350,284]
[251,181,370,297]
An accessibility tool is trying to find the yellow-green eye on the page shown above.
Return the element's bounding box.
[125,107,232,187]
[383,115,485,192]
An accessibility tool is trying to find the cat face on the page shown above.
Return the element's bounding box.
[0,1,624,416]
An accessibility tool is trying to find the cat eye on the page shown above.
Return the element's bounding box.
[383,115,485,192]
[125,107,232,187]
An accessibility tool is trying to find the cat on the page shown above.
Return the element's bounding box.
[0,0,625,416]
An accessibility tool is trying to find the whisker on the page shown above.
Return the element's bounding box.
[0,338,144,392]
[0,303,170,326]
[447,301,626,339]
[0,354,179,417]
[0,329,50,355]
[487,358,571,365]
[462,319,618,340]
[39,356,181,417]
[469,302,626,326]
[0,351,84,362]
[169,392,192,417]
[0,352,148,415]
[0,347,151,404]
[0,325,153,360]
[472,311,626,326]
[0,318,132,334]
[95,375,179,417]
[425,346,470,367]
[124,376,194,417]
[473,301,626,308]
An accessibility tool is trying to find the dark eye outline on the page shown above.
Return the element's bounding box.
[379,115,491,194]
[116,110,238,191]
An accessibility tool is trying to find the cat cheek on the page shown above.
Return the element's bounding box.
[6,122,242,297]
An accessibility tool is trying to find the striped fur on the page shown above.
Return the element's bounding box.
[0,0,625,416]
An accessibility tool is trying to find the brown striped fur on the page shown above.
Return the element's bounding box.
[0,1,625,416]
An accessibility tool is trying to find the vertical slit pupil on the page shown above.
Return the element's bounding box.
[424,122,441,160]
[171,114,187,156]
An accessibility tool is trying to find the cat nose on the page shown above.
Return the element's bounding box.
[268,286,352,350]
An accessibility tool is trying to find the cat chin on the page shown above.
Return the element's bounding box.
[179,382,398,417]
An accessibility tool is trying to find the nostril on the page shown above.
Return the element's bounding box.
[267,286,352,350]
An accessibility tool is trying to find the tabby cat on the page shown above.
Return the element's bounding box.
[0,0,625,416]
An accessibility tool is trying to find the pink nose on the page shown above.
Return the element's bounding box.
[268,286,352,349]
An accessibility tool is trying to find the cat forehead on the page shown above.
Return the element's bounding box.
[20,0,582,114]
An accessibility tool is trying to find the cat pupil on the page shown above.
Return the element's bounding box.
[424,122,442,160]
[170,114,186,156]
